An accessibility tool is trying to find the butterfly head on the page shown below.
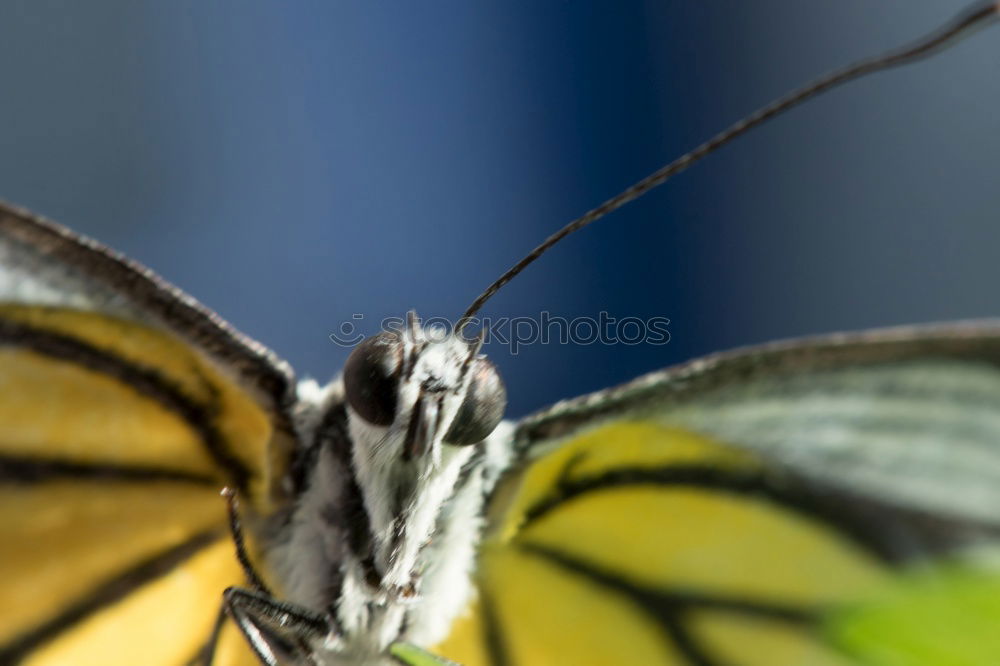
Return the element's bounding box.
[343,312,506,466]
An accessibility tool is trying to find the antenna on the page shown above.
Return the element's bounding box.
[455,0,999,334]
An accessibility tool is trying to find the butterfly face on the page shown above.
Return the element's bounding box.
[245,314,512,664]
[342,315,506,463]
[336,315,506,583]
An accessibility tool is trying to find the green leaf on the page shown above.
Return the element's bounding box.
[828,563,1000,666]
[389,642,462,666]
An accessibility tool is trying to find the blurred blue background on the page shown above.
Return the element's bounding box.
[0,1,997,416]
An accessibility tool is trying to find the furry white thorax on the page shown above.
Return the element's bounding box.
[267,323,514,663]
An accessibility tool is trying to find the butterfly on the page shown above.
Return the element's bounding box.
[2,2,1000,665]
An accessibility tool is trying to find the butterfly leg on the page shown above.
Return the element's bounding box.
[222,487,274,596]
[188,602,229,666]
[223,586,333,666]
[218,489,334,665]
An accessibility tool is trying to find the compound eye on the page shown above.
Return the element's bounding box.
[343,333,403,426]
[443,357,507,445]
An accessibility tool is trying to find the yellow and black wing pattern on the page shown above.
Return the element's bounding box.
[0,202,295,665]
[437,327,1000,666]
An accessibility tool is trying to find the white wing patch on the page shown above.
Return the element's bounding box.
[656,360,1000,523]
[0,227,139,315]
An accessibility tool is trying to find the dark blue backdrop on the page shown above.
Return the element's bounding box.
[1,1,998,416]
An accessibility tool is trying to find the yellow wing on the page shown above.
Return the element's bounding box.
[436,327,1000,665]
[0,203,297,665]
[438,423,886,665]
